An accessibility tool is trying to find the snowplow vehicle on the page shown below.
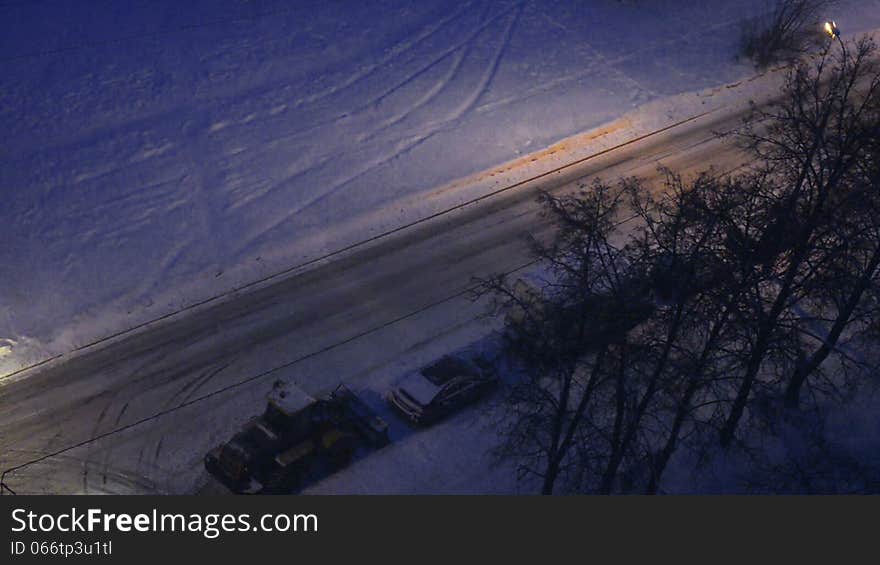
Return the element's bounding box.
[205,384,389,494]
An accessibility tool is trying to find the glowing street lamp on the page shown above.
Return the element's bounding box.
[823,21,840,40]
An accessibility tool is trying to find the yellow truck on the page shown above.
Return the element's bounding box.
[205,384,389,494]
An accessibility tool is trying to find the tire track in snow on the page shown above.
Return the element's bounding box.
[482,7,747,117]
[127,238,192,305]
[245,2,509,155]
[207,5,500,222]
[2,450,160,495]
[124,130,229,306]
[321,1,523,194]
[366,47,471,138]
[246,2,525,241]
[574,37,660,103]
[138,360,231,475]
[226,6,492,224]
[226,5,501,243]
[356,2,498,113]
[79,348,169,494]
[287,1,476,111]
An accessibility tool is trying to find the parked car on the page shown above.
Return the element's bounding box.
[387,355,497,425]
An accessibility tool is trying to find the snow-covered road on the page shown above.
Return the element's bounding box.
[0,103,753,494]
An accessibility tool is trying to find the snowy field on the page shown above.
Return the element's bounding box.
[3,0,880,376]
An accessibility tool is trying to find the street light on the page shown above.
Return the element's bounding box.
[822,20,846,64]
[823,21,840,41]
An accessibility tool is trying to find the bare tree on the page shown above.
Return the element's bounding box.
[741,0,832,68]
[480,180,648,494]
[718,37,880,447]
[625,172,761,493]
[485,38,880,493]
[483,173,740,493]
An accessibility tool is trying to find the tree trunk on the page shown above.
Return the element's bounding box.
[784,245,880,407]
[645,380,696,495]
[647,300,734,493]
[601,304,684,492]
[541,461,560,495]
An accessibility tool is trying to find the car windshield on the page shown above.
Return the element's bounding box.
[420,356,478,385]
[437,380,465,400]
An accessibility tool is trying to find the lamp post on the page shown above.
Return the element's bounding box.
[821,20,847,69]
[823,21,841,42]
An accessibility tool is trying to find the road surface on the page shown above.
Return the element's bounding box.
[0,107,752,495]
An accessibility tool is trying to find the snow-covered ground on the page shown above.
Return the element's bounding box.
[3,0,880,376]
